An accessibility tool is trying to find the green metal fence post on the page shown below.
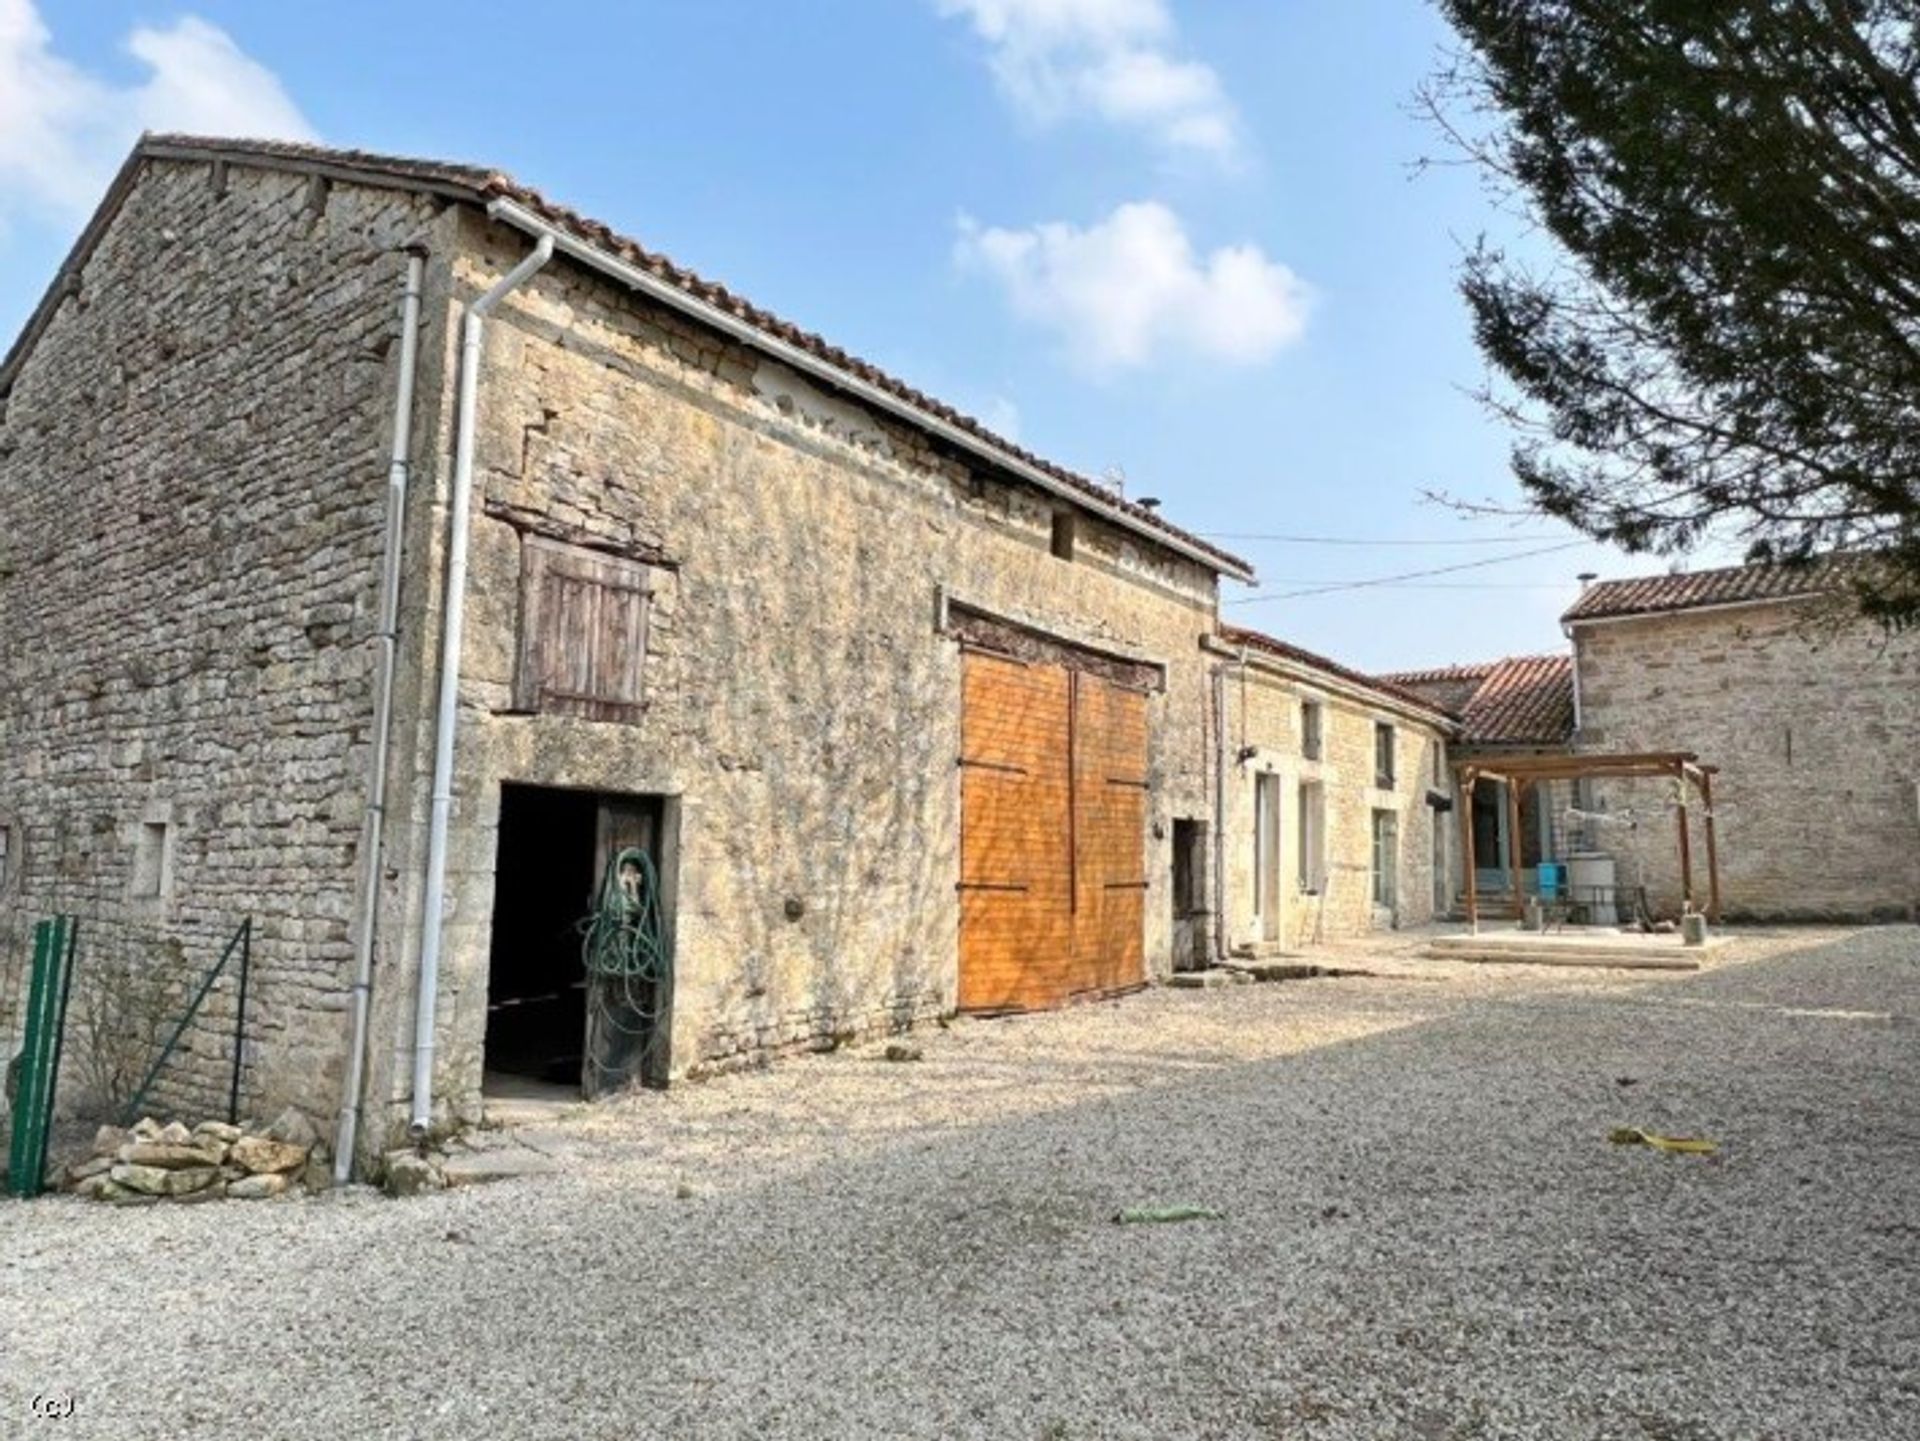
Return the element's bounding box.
[29,917,80,1194]
[7,917,70,1199]
[226,918,251,1125]
[120,917,254,1127]
[6,920,53,1196]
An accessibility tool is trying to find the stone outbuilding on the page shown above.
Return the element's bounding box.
[1564,558,1919,921]
[0,135,1457,1172]
[1390,556,1919,924]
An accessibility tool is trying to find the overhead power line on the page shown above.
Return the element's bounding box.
[1225,539,1591,603]
[1319,580,1580,591]
[1198,530,1563,546]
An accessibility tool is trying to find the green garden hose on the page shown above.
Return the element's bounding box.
[578,847,672,1088]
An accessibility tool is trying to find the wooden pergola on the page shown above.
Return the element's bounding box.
[1454,751,1721,930]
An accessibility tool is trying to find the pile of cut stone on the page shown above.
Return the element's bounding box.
[64,1109,330,1205]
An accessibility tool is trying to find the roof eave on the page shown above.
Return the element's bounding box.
[1208,633,1460,731]
[1563,589,1829,627]
[0,147,150,398]
[2,134,1251,584]
[481,194,1256,583]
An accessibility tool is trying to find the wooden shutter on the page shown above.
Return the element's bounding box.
[514,536,652,722]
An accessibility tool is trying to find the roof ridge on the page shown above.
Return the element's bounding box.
[1562,552,1861,624]
[1486,652,1572,669]
[4,134,1252,581]
[1219,623,1456,720]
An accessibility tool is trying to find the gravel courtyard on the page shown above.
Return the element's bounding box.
[3,927,1916,1440]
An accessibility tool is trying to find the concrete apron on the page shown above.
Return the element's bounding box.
[1422,929,1730,970]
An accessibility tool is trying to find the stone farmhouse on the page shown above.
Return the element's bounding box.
[1389,557,1919,924]
[0,137,1453,1173]
[1216,628,1454,950]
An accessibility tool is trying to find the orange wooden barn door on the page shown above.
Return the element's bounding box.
[958,652,1071,1011]
[1070,672,1149,997]
[958,650,1148,1012]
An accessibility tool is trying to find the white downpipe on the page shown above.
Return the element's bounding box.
[333,251,426,1181]
[1563,622,1584,736]
[1212,664,1230,960]
[1210,648,1249,961]
[409,235,553,1137]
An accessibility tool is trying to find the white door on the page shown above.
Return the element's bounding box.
[1254,773,1281,942]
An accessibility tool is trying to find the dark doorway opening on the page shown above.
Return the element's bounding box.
[1170,818,1207,972]
[485,785,598,1089]
[1471,780,1507,892]
[485,784,675,1098]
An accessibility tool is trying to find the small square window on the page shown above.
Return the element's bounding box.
[132,821,171,899]
[1374,722,1397,789]
[1301,700,1323,761]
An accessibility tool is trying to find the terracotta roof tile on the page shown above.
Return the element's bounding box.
[1459,654,1574,745]
[111,136,1251,579]
[1560,555,1853,623]
[1379,654,1574,746]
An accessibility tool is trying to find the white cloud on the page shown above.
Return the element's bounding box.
[937,0,1238,158]
[124,18,313,143]
[956,201,1310,371]
[977,393,1022,440]
[0,0,313,228]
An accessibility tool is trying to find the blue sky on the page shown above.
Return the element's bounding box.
[1,0,1689,671]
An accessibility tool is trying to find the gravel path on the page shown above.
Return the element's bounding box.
[3,927,1916,1440]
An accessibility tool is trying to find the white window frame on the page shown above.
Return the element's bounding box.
[1374,721,1397,789]
[1371,807,1399,909]
[1296,779,1325,893]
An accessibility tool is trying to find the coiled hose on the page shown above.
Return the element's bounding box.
[578,846,672,1090]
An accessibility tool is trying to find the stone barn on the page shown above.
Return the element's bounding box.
[0,136,1463,1175]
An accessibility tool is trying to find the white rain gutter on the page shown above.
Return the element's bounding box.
[410,234,554,1137]
[480,197,1256,586]
[334,251,425,1179]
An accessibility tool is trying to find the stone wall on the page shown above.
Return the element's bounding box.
[1219,657,1448,950]
[1573,601,1920,921]
[0,158,443,1123]
[363,211,1226,1138]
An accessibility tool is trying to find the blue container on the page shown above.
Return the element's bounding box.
[1536,862,1564,899]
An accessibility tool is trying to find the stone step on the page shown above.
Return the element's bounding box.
[438,1148,564,1187]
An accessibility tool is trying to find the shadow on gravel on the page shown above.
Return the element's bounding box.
[7,927,1915,1440]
